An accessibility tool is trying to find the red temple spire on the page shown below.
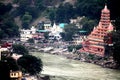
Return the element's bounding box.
[79,5,114,57]
[102,4,110,13]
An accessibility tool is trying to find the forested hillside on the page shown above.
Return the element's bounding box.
[0,2,19,39]
[0,0,119,39]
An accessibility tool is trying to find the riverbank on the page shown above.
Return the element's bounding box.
[74,51,117,69]
[31,48,117,69]
[59,51,117,69]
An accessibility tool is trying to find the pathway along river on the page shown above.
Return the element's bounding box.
[32,52,120,80]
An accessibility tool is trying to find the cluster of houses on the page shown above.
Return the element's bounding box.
[20,18,88,44]
[20,21,66,42]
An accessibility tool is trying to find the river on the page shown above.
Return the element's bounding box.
[32,52,120,80]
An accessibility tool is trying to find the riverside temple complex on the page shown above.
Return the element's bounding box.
[79,5,114,57]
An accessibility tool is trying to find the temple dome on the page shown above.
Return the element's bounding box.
[108,23,114,32]
[102,5,110,13]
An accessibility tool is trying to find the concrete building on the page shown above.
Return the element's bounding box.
[20,26,36,42]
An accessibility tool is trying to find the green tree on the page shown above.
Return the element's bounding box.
[56,3,75,23]
[27,38,34,43]
[15,0,45,17]
[22,12,32,29]
[12,44,29,55]
[107,0,120,19]
[0,61,10,80]
[13,0,19,3]
[0,16,19,39]
[63,24,79,41]
[17,55,43,75]
[80,17,97,33]
[34,0,45,9]
[49,8,56,23]
[44,32,49,39]
[5,57,19,71]
[18,0,32,9]
[112,18,120,67]
[25,6,40,18]
[112,34,120,67]
[15,0,31,15]
[68,45,82,52]
[0,57,19,80]
[0,2,12,15]
[76,0,106,19]
[0,2,19,39]
[0,30,4,39]
[3,20,19,37]
[108,0,120,68]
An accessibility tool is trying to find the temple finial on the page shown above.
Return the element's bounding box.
[104,4,107,9]
[102,4,109,13]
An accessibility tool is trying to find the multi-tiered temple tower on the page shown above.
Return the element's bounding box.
[79,5,114,57]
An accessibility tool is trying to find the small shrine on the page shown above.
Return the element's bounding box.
[79,5,114,57]
[10,70,22,80]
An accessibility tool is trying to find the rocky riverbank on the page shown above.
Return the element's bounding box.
[29,45,117,69]
[68,51,117,69]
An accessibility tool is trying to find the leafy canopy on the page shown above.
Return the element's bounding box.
[17,55,43,75]
[12,44,29,55]
[63,24,79,41]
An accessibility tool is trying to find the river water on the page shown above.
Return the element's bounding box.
[32,52,120,80]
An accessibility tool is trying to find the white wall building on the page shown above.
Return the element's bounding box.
[20,26,36,42]
[44,21,52,31]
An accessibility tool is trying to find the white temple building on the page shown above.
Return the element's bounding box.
[50,23,63,33]
[48,23,65,40]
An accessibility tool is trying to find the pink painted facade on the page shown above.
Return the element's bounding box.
[79,5,114,57]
